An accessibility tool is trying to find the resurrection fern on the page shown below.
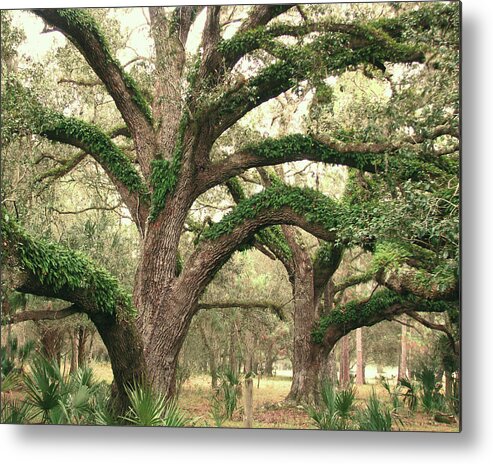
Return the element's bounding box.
[255,226,293,261]
[2,213,135,318]
[149,112,190,221]
[312,289,451,344]
[244,133,382,171]
[2,79,147,195]
[201,182,340,242]
[57,8,152,122]
[41,113,147,194]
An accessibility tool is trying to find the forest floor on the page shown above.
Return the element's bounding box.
[90,362,459,432]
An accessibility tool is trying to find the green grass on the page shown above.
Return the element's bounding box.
[73,363,460,431]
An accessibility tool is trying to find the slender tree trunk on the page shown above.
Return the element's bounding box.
[77,326,88,368]
[339,335,350,387]
[87,332,95,363]
[356,328,365,385]
[229,319,239,375]
[199,323,218,388]
[70,330,78,374]
[265,343,275,376]
[398,322,408,379]
[243,331,254,428]
[445,371,453,398]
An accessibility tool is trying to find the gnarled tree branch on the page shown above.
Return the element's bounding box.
[3,305,80,325]
[178,183,341,306]
[199,300,285,320]
[32,8,155,169]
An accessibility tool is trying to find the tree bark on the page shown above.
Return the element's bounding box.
[398,321,408,379]
[284,230,321,403]
[90,313,147,414]
[77,326,88,368]
[339,335,351,387]
[243,331,254,428]
[70,330,78,374]
[264,343,275,376]
[356,327,365,385]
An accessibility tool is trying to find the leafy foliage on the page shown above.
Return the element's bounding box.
[357,390,396,431]
[306,380,356,430]
[123,382,189,427]
[398,377,418,412]
[313,289,451,344]
[2,212,136,318]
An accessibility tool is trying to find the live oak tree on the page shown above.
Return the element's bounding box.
[215,0,460,401]
[1,3,459,410]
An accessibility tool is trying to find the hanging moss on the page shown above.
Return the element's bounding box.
[312,289,452,344]
[56,9,152,122]
[2,213,136,319]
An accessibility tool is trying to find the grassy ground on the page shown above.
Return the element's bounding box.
[89,362,459,432]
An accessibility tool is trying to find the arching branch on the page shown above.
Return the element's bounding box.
[208,21,424,141]
[2,214,135,320]
[178,183,340,306]
[1,213,146,409]
[225,177,294,272]
[406,310,458,355]
[3,305,80,325]
[4,80,148,224]
[197,127,456,196]
[199,301,285,320]
[32,9,155,166]
[312,289,453,347]
[238,5,293,34]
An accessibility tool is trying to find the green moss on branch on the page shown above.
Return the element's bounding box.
[52,9,153,122]
[2,213,136,319]
[312,289,452,344]
[148,112,190,221]
[42,113,147,194]
[246,134,383,171]
[201,182,340,241]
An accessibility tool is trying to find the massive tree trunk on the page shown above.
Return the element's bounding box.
[285,231,321,403]
[90,313,147,413]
